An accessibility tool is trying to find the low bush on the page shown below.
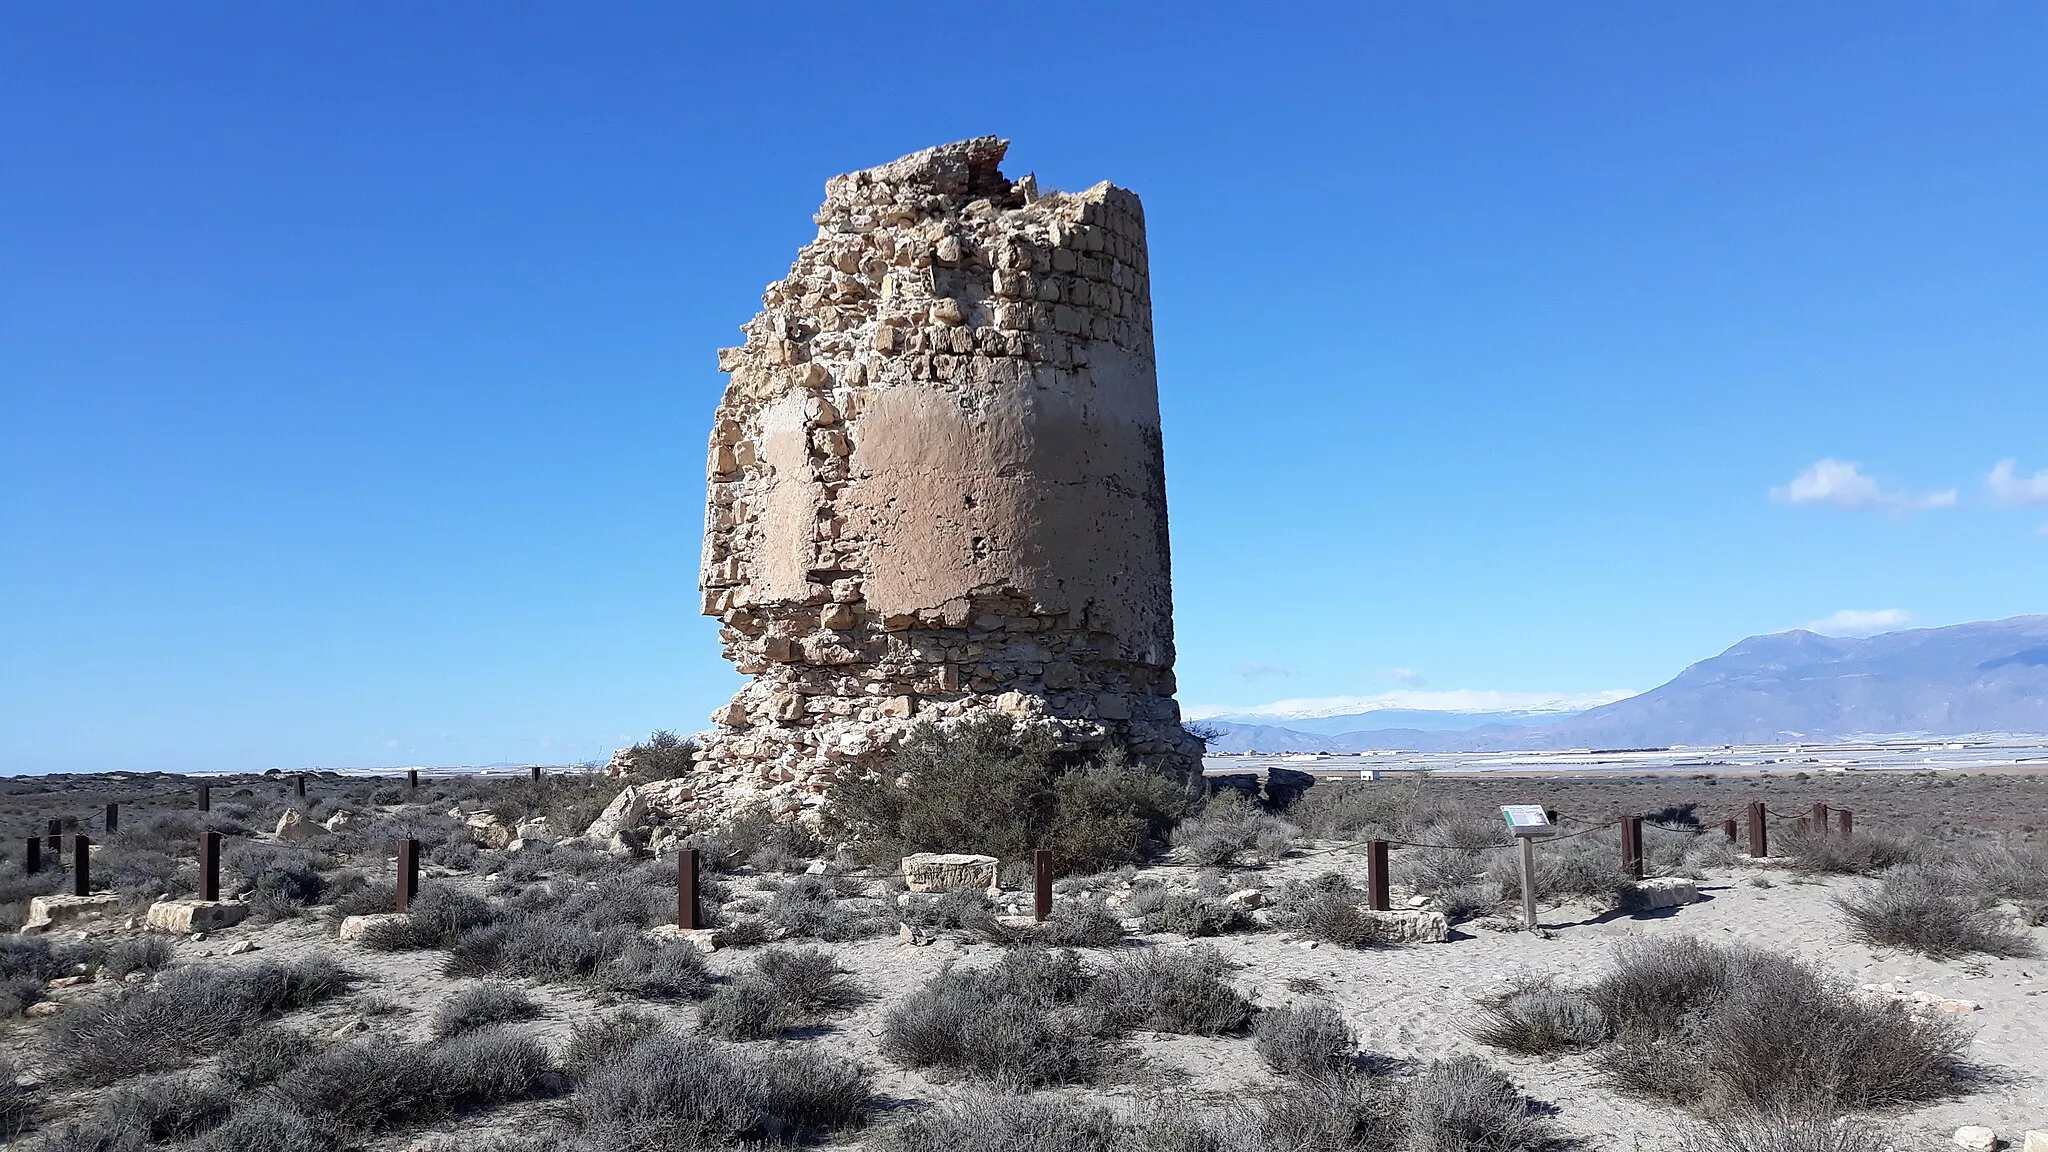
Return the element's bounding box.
[107,848,192,900]
[1677,1102,1897,1152]
[1467,976,1608,1054]
[362,885,501,952]
[0,1055,32,1138]
[1404,1055,1560,1152]
[752,946,866,1015]
[1088,947,1251,1035]
[1470,937,1968,1117]
[186,1102,342,1152]
[597,938,713,1000]
[828,715,1191,875]
[765,875,897,941]
[1255,1002,1357,1077]
[564,1008,665,1076]
[277,1030,553,1134]
[697,978,790,1041]
[880,947,1121,1086]
[1246,1070,1404,1152]
[1142,891,1253,938]
[1835,865,2038,959]
[228,845,329,921]
[567,1032,870,1149]
[1269,873,1383,948]
[1038,898,1127,947]
[46,1073,232,1146]
[101,935,176,980]
[1783,826,1926,875]
[0,936,85,1016]
[432,981,542,1038]
[1171,792,1298,866]
[50,956,355,1085]
[871,1092,1224,1152]
[218,1025,316,1088]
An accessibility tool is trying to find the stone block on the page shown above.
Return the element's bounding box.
[645,924,722,954]
[1628,877,1700,911]
[20,894,122,935]
[338,913,410,942]
[274,809,322,843]
[2020,1131,2047,1152]
[901,852,999,894]
[1953,1127,1996,1152]
[1363,909,1450,944]
[145,900,249,935]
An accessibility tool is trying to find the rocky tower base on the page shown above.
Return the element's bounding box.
[690,137,1203,826]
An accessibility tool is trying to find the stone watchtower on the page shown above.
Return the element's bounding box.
[693,136,1203,823]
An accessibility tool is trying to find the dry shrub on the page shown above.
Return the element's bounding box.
[1491,937,1973,1114]
[218,1024,315,1088]
[1170,792,1298,866]
[872,1093,1225,1152]
[1466,976,1607,1054]
[1783,826,1926,875]
[828,715,1190,874]
[0,1054,34,1138]
[1404,1056,1560,1152]
[1038,898,1127,947]
[1246,1071,1405,1152]
[697,978,790,1041]
[765,875,898,941]
[50,956,354,1085]
[1834,865,2037,959]
[880,947,1119,1086]
[277,1030,553,1134]
[1089,947,1251,1035]
[752,946,866,1014]
[1678,1102,1897,1152]
[1269,873,1384,948]
[431,981,541,1038]
[564,1008,665,1076]
[1143,891,1253,938]
[1255,1002,1356,1077]
[568,1032,869,1149]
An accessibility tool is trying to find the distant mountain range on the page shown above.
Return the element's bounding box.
[1198,616,2048,753]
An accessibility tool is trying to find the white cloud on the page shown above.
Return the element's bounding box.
[1386,668,1427,688]
[1231,660,1297,681]
[1989,459,2048,506]
[1184,688,1637,722]
[1801,608,1912,637]
[1772,458,1957,512]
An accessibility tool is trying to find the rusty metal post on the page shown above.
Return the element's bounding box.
[1721,818,1737,840]
[201,831,222,901]
[1810,803,1828,838]
[294,774,306,800]
[197,783,211,812]
[407,768,419,797]
[105,803,119,834]
[1367,840,1391,911]
[1621,816,1644,881]
[396,838,420,912]
[44,820,60,851]
[1747,801,1767,858]
[530,765,542,783]
[677,848,701,930]
[24,838,39,876]
[1837,809,1853,839]
[1032,849,1053,922]
[71,835,90,897]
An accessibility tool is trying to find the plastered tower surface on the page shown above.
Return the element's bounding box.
[693,136,1203,823]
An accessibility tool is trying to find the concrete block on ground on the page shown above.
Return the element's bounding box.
[1629,877,1700,911]
[20,894,122,935]
[901,852,999,894]
[1364,909,1450,943]
[337,913,409,942]
[145,899,249,935]
[644,924,721,953]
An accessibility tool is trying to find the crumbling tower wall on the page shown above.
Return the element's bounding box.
[694,136,1204,823]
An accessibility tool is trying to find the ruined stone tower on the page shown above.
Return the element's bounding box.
[694,137,1203,822]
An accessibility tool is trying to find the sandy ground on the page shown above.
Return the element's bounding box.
[78,839,2038,1152]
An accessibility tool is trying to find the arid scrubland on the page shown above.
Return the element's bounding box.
[0,721,2041,1150]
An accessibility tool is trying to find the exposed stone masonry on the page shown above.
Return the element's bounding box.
[693,136,1203,823]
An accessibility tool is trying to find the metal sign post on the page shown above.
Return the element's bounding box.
[1501,805,1555,930]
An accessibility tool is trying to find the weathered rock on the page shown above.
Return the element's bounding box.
[584,786,648,840]
[467,817,512,850]
[644,924,721,954]
[337,913,409,942]
[274,810,321,843]
[24,1001,59,1018]
[2020,1130,2047,1152]
[224,940,256,956]
[514,818,552,840]
[690,137,1205,825]
[901,852,999,894]
[1264,767,1317,807]
[1953,1126,1996,1152]
[322,810,357,833]
[1363,909,1451,944]
[1628,877,1700,911]
[1224,888,1264,911]
[145,899,249,935]
[19,894,122,935]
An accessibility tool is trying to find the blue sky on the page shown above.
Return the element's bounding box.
[5,4,2045,771]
